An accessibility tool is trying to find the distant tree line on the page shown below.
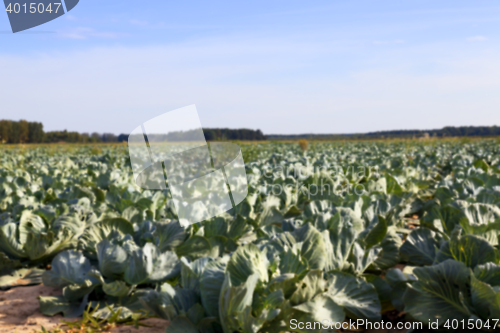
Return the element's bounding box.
[0,120,45,143]
[43,131,127,143]
[360,126,500,139]
[203,128,266,141]
[268,126,500,140]
[0,120,266,144]
[5,119,496,144]
[0,120,130,144]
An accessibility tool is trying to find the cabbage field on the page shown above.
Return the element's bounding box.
[1,140,500,332]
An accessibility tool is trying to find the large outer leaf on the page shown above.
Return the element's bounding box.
[96,240,128,279]
[474,262,500,286]
[25,227,76,261]
[322,214,358,272]
[155,220,187,252]
[470,274,500,320]
[366,178,387,195]
[52,212,87,236]
[39,294,89,318]
[42,250,95,288]
[258,206,284,227]
[181,257,211,293]
[0,267,44,289]
[385,268,416,312]
[203,215,230,238]
[326,272,381,321]
[349,242,380,274]
[124,243,180,285]
[228,214,254,240]
[102,280,131,297]
[329,208,365,234]
[372,228,402,270]
[362,215,387,249]
[207,235,231,258]
[19,211,46,244]
[62,281,96,301]
[200,256,229,317]
[422,205,463,235]
[279,245,308,275]
[226,244,269,286]
[268,273,300,300]
[0,252,21,276]
[365,274,393,313]
[403,260,471,323]
[176,236,212,260]
[80,218,134,254]
[291,294,345,330]
[289,270,325,306]
[292,223,326,270]
[139,283,199,321]
[269,232,297,253]
[24,232,58,261]
[0,223,26,259]
[139,290,177,320]
[400,228,438,266]
[456,201,500,245]
[435,234,496,268]
[459,201,500,226]
[92,305,135,321]
[219,273,259,333]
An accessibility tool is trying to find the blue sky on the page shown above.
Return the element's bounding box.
[1,0,500,134]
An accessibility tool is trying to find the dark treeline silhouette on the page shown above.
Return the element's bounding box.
[3,119,498,144]
[268,126,500,140]
[0,120,126,144]
[145,128,206,143]
[146,128,266,141]
[360,126,500,139]
[44,131,123,143]
[0,120,266,144]
[204,128,266,141]
[0,120,44,143]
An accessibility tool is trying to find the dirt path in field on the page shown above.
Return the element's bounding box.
[0,284,167,333]
[0,285,416,333]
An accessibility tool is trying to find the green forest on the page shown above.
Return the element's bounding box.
[1,119,499,144]
[268,126,500,140]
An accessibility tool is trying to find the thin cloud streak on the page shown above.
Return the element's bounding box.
[372,39,405,45]
[466,35,488,42]
[57,27,121,39]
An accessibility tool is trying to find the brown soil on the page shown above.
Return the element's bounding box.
[0,285,412,333]
[0,285,167,333]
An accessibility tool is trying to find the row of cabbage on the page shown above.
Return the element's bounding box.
[0,141,500,332]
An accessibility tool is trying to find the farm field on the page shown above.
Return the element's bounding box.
[1,139,500,332]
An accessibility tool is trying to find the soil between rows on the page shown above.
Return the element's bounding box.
[2,284,479,333]
[0,284,166,333]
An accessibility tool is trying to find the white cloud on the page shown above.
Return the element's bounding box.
[129,19,149,27]
[372,39,405,45]
[64,14,78,21]
[57,27,120,39]
[466,35,488,42]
